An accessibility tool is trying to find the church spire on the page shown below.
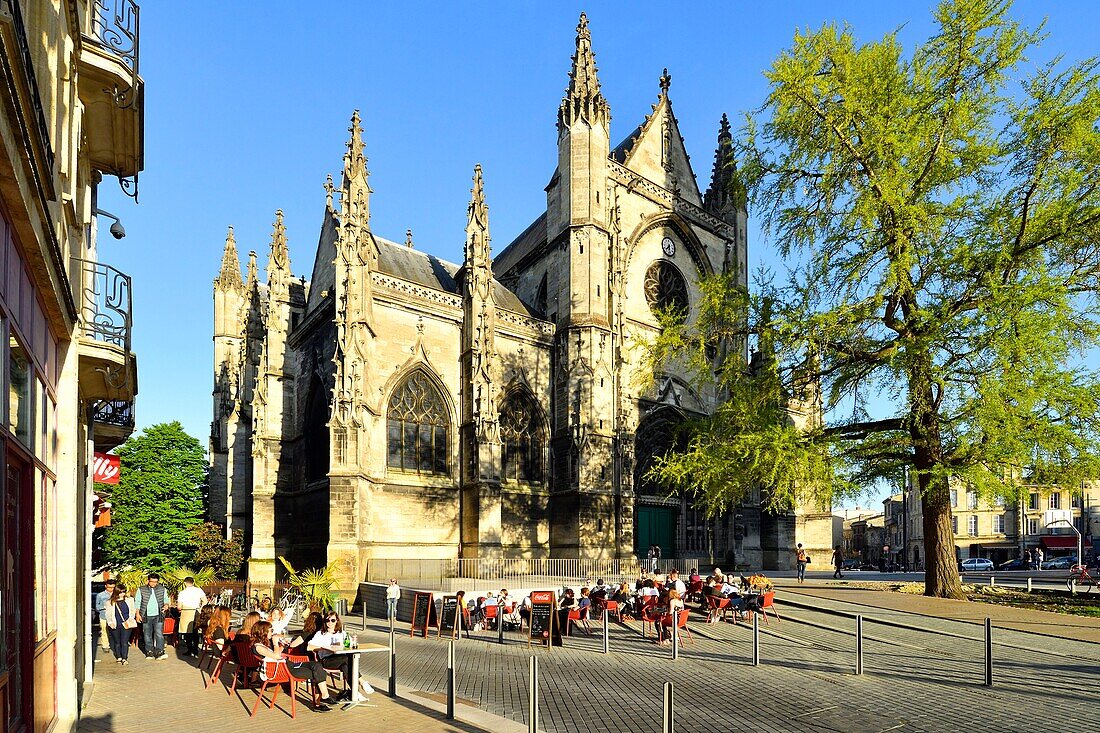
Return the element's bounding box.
[704,113,742,214]
[246,249,258,290]
[558,12,610,132]
[215,225,243,290]
[266,209,291,300]
[339,110,371,227]
[465,164,491,266]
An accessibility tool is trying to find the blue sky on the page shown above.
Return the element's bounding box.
[97,1,1098,507]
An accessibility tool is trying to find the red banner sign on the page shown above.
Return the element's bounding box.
[93,453,120,484]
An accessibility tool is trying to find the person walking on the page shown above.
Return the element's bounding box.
[653,545,662,574]
[176,576,207,656]
[136,573,170,660]
[832,545,844,579]
[386,578,401,622]
[104,584,137,664]
[646,546,656,574]
[795,543,809,583]
[95,578,116,653]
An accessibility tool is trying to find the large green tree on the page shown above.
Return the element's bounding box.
[101,421,207,573]
[647,0,1100,598]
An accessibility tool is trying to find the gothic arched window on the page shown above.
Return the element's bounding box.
[644,261,688,316]
[499,389,544,483]
[387,369,449,475]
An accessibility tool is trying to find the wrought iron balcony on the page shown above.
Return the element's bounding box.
[75,258,136,401]
[91,399,134,429]
[89,0,139,77]
[79,0,143,197]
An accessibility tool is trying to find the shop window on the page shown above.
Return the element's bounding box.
[8,335,32,447]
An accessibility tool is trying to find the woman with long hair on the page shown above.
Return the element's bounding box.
[238,610,262,637]
[283,611,352,701]
[104,584,137,664]
[250,620,335,711]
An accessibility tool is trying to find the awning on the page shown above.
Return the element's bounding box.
[1040,536,1078,549]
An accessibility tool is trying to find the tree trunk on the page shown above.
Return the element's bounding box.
[920,477,966,599]
[907,345,966,600]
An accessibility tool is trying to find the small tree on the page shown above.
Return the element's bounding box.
[189,522,245,580]
[102,422,207,573]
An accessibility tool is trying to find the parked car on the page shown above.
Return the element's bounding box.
[1041,556,1075,570]
[841,560,864,572]
[997,558,1027,571]
[960,557,994,572]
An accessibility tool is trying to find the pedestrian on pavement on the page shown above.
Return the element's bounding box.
[386,577,401,621]
[1024,549,1032,569]
[176,576,207,656]
[646,546,655,574]
[95,578,116,652]
[795,543,809,583]
[104,584,137,665]
[832,545,844,579]
[135,573,170,660]
[1034,547,1044,570]
[653,544,662,573]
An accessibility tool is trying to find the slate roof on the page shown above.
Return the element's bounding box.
[492,212,547,277]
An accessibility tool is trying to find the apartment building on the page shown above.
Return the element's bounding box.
[0,1,143,730]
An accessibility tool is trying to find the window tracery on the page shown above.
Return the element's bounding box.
[386,369,449,475]
[644,261,688,315]
[499,389,544,483]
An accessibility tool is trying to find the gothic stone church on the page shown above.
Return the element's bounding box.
[209,14,831,591]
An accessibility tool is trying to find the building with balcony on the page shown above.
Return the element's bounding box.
[0,1,142,730]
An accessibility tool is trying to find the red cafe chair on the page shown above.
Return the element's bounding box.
[250,657,309,719]
[163,617,178,648]
[230,640,261,695]
[659,609,694,645]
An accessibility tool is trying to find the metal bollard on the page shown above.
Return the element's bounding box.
[984,617,993,687]
[498,611,505,644]
[446,640,456,719]
[988,576,995,588]
[362,598,367,629]
[662,681,675,733]
[752,612,760,666]
[528,657,539,733]
[855,614,863,675]
[1026,577,1032,593]
[1070,579,1078,595]
[602,608,609,654]
[388,616,396,697]
[671,617,679,660]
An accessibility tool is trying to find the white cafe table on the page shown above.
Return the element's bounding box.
[319,643,388,709]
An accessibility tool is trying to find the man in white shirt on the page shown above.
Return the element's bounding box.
[176,577,208,656]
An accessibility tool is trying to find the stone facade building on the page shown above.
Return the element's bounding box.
[209,14,830,591]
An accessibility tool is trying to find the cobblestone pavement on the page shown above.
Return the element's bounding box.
[781,577,1100,643]
[78,643,513,733]
[341,589,1098,733]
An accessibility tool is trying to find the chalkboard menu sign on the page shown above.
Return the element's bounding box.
[438,595,460,639]
[410,591,436,638]
[527,590,556,649]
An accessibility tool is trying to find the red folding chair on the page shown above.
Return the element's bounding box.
[230,640,261,695]
[757,591,781,625]
[163,617,178,647]
[640,599,661,639]
[483,604,499,632]
[601,600,621,624]
[566,605,592,636]
[705,596,732,623]
[205,638,236,690]
[250,657,309,719]
[686,580,704,604]
[659,609,694,645]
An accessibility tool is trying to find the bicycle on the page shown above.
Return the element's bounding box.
[1067,564,1094,593]
[277,587,308,619]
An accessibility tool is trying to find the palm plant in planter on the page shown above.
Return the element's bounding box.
[163,566,217,596]
[278,557,341,612]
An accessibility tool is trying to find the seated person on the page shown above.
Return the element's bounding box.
[250,620,336,711]
[237,611,262,638]
[639,579,660,598]
[518,594,532,625]
[577,587,592,613]
[285,611,352,701]
[269,607,292,636]
[559,588,576,609]
[658,590,685,644]
[689,568,702,584]
[667,570,687,596]
[611,583,635,616]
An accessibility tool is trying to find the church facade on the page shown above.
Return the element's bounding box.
[209,14,831,591]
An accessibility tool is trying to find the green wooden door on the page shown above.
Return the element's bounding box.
[637,506,677,558]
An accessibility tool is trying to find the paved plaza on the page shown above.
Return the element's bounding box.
[79,580,1098,732]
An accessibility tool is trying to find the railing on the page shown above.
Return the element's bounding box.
[366,556,719,591]
[2,0,55,174]
[91,399,134,429]
[75,258,131,350]
[89,0,139,75]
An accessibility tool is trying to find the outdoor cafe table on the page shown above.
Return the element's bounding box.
[319,643,388,709]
